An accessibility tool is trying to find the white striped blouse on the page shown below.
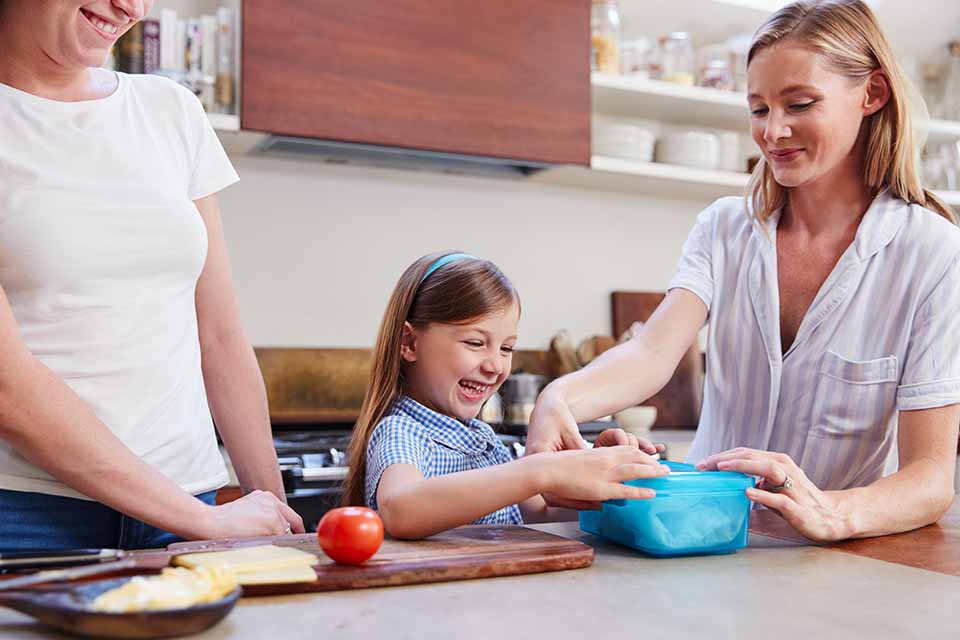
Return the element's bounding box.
[670,190,960,490]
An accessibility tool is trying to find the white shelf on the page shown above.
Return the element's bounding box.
[595,74,960,147]
[937,191,960,206]
[207,112,240,132]
[927,120,960,145]
[593,74,749,131]
[534,155,749,200]
[149,1,243,134]
[536,157,960,208]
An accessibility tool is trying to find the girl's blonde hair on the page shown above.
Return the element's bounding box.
[342,252,519,507]
[746,0,956,224]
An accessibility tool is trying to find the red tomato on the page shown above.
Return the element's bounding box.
[317,507,384,565]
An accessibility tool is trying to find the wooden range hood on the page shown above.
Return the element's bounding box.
[241,1,591,173]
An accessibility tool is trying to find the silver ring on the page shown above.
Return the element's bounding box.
[766,474,793,493]
[283,524,292,534]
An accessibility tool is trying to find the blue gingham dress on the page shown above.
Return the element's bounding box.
[364,395,523,525]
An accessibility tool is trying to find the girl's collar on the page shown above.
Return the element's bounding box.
[394,395,499,454]
[396,394,479,429]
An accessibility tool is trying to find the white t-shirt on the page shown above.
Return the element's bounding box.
[0,72,239,499]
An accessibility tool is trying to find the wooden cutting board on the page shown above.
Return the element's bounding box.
[166,525,594,596]
[611,291,703,429]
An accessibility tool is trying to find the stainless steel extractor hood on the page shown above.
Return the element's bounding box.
[253,136,551,179]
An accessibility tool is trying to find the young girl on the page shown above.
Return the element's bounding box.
[343,252,668,539]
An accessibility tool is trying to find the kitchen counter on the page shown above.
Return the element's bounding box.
[1,503,957,639]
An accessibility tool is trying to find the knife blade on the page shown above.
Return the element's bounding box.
[0,558,140,592]
[0,549,125,570]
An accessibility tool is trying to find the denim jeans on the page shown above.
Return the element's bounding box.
[0,489,217,551]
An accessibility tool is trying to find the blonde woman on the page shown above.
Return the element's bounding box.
[527,0,959,542]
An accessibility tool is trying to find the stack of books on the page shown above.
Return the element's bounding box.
[111,7,236,115]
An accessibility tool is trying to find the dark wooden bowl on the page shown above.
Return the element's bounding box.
[0,577,240,638]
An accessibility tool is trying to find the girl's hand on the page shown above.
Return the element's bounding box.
[593,427,665,457]
[696,448,851,542]
[540,445,670,506]
[201,490,306,539]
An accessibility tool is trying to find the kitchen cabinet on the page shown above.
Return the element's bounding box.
[240,0,590,166]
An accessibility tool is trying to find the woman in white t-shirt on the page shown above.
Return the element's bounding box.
[0,0,304,548]
[527,0,959,542]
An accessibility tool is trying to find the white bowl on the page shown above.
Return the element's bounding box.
[654,131,720,170]
[593,125,656,162]
[592,117,658,162]
[614,406,658,436]
[714,130,742,173]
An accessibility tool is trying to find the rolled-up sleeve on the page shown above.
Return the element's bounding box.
[897,255,960,411]
[668,204,717,313]
[364,416,434,509]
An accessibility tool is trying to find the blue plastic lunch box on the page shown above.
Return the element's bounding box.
[579,460,754,557]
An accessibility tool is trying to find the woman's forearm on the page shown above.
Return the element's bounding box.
[201,334,285,501]
[830,458,956,539]
[0,356,215,539]
[543,289,707,424]
[193,193,285,502]
[548,334,679,424]
[378,456,549,539]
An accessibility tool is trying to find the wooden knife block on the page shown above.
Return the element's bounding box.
[611,291,703,429]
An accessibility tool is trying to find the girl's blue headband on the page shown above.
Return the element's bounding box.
[419,253,476,284]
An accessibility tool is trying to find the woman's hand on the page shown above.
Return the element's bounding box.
[696,448,851,542]
[524,389,602,510]
[526,389,667,509]
[525,385,589,454]
[538,445,670,506]
[527,388,664,457]
[593,427,665,457]
[200,490,306,539]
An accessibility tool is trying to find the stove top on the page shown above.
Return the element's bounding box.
[274,429,525,470]
[273,426,525,531]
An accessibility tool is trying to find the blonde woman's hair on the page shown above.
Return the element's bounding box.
[746,0,956,224]
[341,252,519,507]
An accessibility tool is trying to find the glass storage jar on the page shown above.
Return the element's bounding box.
[942,41,960,121]
[660,32,695,86]
[591,0,621,75]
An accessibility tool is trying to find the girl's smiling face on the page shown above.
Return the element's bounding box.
[747,42,887,190]
[401,300,519,421]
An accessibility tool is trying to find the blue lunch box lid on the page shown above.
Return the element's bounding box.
[623,460,754,495]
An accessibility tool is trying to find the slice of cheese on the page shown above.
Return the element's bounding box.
[173,545,319,573]
[172,545,320,585]
[232,565,318,586]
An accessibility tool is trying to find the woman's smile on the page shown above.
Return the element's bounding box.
[80,8,123,41]
[769,148,805,164]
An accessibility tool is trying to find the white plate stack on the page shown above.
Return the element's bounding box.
[592,117,658,162]
[654,131,720,170]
